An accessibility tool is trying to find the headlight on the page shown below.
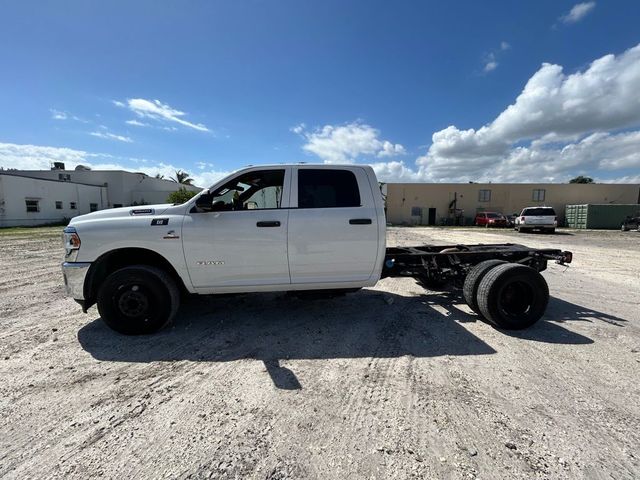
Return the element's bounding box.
[63,226,81,261]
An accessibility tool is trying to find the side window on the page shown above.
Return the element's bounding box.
[196,169,285,212]
[532,189,545,202]
[478,189,491,202]
[25,199,40,212]
[298,169,361,209]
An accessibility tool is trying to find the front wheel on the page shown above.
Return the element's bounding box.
[476,263,549,330]
[97,265,180,335]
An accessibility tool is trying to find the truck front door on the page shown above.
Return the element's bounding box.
[182,168,291,288]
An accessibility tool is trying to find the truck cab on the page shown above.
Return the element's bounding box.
[62,164,387,334]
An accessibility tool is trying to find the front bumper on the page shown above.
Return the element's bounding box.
[61,262,91,300]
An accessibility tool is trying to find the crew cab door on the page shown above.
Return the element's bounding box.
[182,168,291,288]
[287,166,379,283]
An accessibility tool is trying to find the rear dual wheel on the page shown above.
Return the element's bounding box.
[463,260,506,312]
[464,262,549,329]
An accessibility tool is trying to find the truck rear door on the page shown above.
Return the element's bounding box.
[287,166,379,283]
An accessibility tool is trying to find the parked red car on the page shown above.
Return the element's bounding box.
[474,212,508,227]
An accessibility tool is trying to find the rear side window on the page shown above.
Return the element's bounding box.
[523,207,556,216]
[298,169,361,208]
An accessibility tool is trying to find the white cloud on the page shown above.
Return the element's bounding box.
[0,143,91,170]
[90,131,133,143]
[406,43,640,181]
[290,123,306,135]
[295,122,405,164]
[484,60,498,72]
[378,140,406,157]
[482,42,510,73]
[50,109,87,123]
[296,44,640,184]
[125,119,148,127]
[116,98,210,132]
[560,2,596,24]
[50,109,68,120]
[0,141,230,188]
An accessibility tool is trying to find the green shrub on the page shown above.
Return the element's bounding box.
[167,187,197,204]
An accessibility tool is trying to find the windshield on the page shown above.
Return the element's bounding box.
[486,213,502,218]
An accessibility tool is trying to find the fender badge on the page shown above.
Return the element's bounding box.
[151,218,169,226]
[196,260,225,266]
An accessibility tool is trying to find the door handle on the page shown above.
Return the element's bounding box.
[349,218,372,225]
[256,221,281,227]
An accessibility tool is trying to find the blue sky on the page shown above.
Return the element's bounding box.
[1,1,639,185]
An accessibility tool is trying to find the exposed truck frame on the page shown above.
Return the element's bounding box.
[381,243,572,329]
[383,243,571,282]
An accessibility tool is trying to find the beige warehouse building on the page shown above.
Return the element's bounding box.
[386,183,640,226]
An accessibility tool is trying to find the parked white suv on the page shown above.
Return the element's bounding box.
[515,207,557,233]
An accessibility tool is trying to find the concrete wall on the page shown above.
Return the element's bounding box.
[0,174,107,227]
[10,170,201,207]
[386,183,640,226]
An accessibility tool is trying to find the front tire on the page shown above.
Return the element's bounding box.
[476,263,549,330]
[97,265,180,335]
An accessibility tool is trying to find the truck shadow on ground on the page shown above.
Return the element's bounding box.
[77,287,622,389]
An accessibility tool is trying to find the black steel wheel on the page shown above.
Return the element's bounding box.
[97,265,179,335]
[463,259,507,312]
[476,263,549,330]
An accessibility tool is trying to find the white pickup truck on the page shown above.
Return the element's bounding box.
[62,164,572,334]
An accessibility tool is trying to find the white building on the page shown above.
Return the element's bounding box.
[0,167,200,227]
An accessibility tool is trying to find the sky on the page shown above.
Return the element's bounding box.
[1,0,639,187]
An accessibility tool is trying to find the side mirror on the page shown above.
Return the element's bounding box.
[245,201,258,210]
[195,192,214,211]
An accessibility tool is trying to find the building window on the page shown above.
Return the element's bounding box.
[90,203,98,212]
[25,199,40,213]
[58,173,71,181]
[411,206,422,216]
[532,189,546,202]
[298,169,360,208]
[55,201,63,210]
[478,189,491,202]
[70,202,77,210]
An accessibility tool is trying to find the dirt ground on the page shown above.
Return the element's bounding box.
[0,226,639,479]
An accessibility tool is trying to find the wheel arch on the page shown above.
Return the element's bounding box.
[84,247,187,310]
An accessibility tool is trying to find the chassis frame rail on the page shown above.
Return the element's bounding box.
[382,243,572,285]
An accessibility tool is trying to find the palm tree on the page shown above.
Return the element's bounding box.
[170,170,194,185]
[154,173,165,180]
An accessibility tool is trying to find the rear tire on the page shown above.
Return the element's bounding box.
[463,260,507,313]
[547,228,556,234]
[621,224,629,231]
[97,265,180,335]
[477,263,549,330]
